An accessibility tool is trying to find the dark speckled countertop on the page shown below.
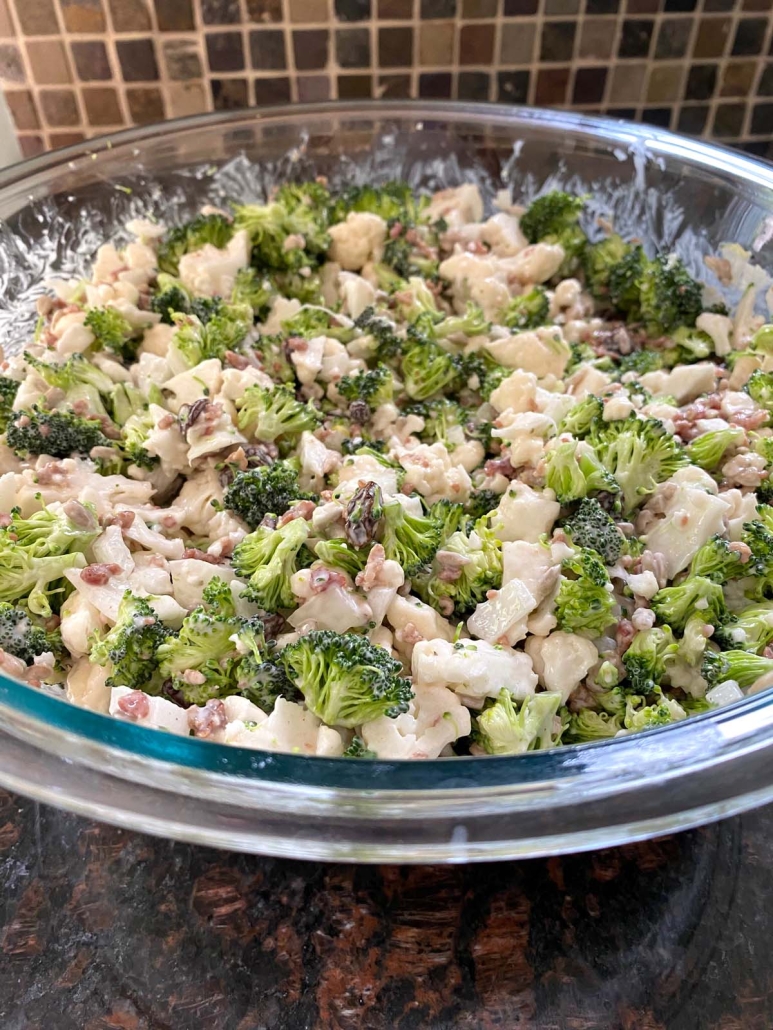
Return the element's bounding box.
[1,791,772,1029]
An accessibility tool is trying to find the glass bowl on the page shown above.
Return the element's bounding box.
[2,101,773,863]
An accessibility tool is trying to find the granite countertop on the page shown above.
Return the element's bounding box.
[1,792,772,1030]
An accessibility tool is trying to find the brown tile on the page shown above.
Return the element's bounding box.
[462,0,496,13]
[0,0,13,36]
[39,88,79,126]
[336,27,369,68]
[336,0,370,18]
[71,40,112,81]
[201,0,240,22]
[693,17,731,58]
[646,63,683,102]
[297,73,330,100]
[108,0,151,31]
[163,39,203,80]
[154,0,194,30]
[500,22,535,64]
[419,21,454,65]
[253,75,291,102]
[419,71,451,96]
[211,76,249,108]
[117,38,159,81]
[573,66,607,103]
[246,0,283,20]
[713,102,745,137]
[206,31,245,71]
[535,66,570,104]
[379,25,412,66]
[82,85,122,125]
[459,23,494,64]
[0,43,24,83]
[126,86,164,123]
[5,89,39,130]
[26,40,72,84]
[60,0,105,32]
[13,0,59,35]
[166,80,208,116]
[626,0,657,10]
[288,0,328,18]
[608,62,646,102]
[720,60,756,96]
[378,72,410,96]
[578,18,615,60]
[378,0,412,13]
[337,72,371,98]
[250,28,286,69]
[292,28,328,70]
[540,21,576,62]
[49,130,85,147]
[458,69,490,99]
[743,0,772,8]
[20,134,45,157]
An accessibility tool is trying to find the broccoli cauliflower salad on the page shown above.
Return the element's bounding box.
[2,176,773,761]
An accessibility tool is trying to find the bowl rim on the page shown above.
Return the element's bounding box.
[2,99,773,858]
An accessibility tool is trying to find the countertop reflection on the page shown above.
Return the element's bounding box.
[0,791,770,1029]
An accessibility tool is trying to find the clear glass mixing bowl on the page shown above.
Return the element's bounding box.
[1,101,773,863]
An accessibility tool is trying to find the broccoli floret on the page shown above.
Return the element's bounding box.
[617,348,666,376]
[405,398,489,452]
[622,625,677,694]
[24,352,115,401]
[650,575,727,633]
[0,377,19,433]
[0,546,84,617]
[561,497,624,565]
[463,491,500,526]
[235,654,300,713]
[230,267,274,320]
[638,254,704,337]
[90,592,170,690]
[330,181,423,225]
[714,604,773,653]
[281,307,355,344]
[233,198,328,272]
[353,306,402,361]
[624,694,686,732]
[582,233,632,301]
[231,518,310,612]
[519,191,586,275]
[157,213,234,276]
[338,363,393,411]
[686,426,746,470]
[313,538,370,578]
[544,440,619,504]
[608,245,647,316]
[381,499,442,577]
[170,311,249,368]
[415,521,502,616]
[476,688,563,755]
[83,307,138,361]
[565,708,623,742]
[5,502,98,557]
[6,406,112,460]
[0,602,55,664]
[150,281,190,324]
[401,332,463,400]
[237,384,320,443]
[588,415,687,513]
[433,303,490,340]
[110,382,151,428]
[501,287,550,331]
[121,409,157,471]
[690,535,746,583]
[745,369,773,414]
[343,736,377,759]
[558,395,604,438]
[702,648,773,689]
[224,461,315,529]
[555,547,616,637]
[252,332,296,385]
[281,628,413,728]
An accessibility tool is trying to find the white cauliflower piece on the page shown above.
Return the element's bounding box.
[501,540,560,605]
[466,578,537,645]
[122,510,185,559]
[128,552,174,596]
[486,326,571,378]
[110,687,190,735]
[696,311,733,357]
[139,323,177,358]
[169,558,239,610]
[492,482,560,542]
[163,358,223,410]
[501,242,565,284]
[478,213,527,257]
[178,228,250,298]
[491,411,554,466]
[66,658,111,713]
[60,593,106,659]
[640,363,717,404]
[143,403,190,473]
[186,404,246,463]
[289,334,325,386]
[328,212,387,271]
[396,442,472,504]
[299,430,340,493]
[525,632,598,702]
[426,184,483,228]
[387,594,454,659]
[489,369,538,415]
[131,352,172,394]
[721,488,760,540]
[319,337,359,382]
[223,697,343,755]
[412,638,538,702]
[361,684,472,759]
[336,452,399,500]
[438,251,510,320]
[338,271,376,319]
[568,364,613,400]
[218,366,273,404]
[288,585,373,634]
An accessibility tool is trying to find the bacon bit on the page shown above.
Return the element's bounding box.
[188,699,227,738]
[210,536,236,558]
[355,543,386,591]
[484,455,516,480]
[285,336,308,353]
[101,510,136,530]
[63,499,97,530]
[395,622,423,646]
[729,408,769,431]
[0,513,11,528]
[225,350,249,370]
[466,240,488,255]
[0,648,26,681]
[729,541,752,563]
[616,618,636,654]
[764,645,773,660]
[16,414,31,429]
[161,514,178,530]
[182,547,223,565]
[435,549,473,583]
[389,222,403,239]
[309,567,348,593]
[157,413,175,430]
[117,690,150,720]
[35,461,68,485]
[80,562,122,586]
[705,255,733,286]
[278,499,316,526]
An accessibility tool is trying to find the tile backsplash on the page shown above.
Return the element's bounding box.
[0,0,772,158]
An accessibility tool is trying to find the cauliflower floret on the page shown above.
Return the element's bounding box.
[412,637,538,702]
[338,271,376,319]
[143,402,190,473]
[169,558,239,609]
[466,578,538,645]
[639,468,732,579]
[486,326,570,378]
[60,593,106,659]
[174,466,229,536]
[696,311,733,357]
[319,337,359,382]
[387,594,454,659]
[328,212,387,271]
[525,632,598,702]
[56,320,95,357]
[640,363,717,404]
[289,334,325,386]
[396,442,472,504]
[223,697,344,755]
[336,453,399,500]
[178,228,250,298]
[500,242,565,284]
[426,183,483,228]
[66,658,110,713]
[298,431,340,493]
[288,584,373,634]
[138,322,176,359]
[128,552,174,596]
[489,369,539,415]
[164,358,223,409]
[110,687,190,735]
[721,488,760,540]
[438,251,510,321]
[491,411,555,466]
[568,363,613,400]
[361,684,472,759]
[186,403,246,463]
[501,540,560,604]
[491,482,560,543]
